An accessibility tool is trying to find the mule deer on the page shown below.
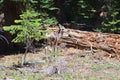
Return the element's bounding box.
[46,24,67,52]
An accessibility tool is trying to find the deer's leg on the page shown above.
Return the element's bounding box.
[54,43,57,52]
[54,39,58,52]
[51,41,55,52]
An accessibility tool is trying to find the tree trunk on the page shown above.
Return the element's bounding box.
[47,27,120,55]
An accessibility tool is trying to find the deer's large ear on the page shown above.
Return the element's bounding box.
[58,24,64,29]
[58,24,67,32]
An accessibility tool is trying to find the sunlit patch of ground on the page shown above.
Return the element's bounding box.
[0,47,120,80]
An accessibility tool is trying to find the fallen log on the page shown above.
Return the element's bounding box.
[47,27,120,55]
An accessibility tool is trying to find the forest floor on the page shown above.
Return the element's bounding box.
[0,29,120,80]
[0,47,120,80]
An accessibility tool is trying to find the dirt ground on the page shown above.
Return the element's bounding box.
[0,46,120,80]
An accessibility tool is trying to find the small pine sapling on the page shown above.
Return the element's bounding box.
[3,10,47,66]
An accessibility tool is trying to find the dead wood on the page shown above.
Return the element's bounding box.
[46,27,120,55]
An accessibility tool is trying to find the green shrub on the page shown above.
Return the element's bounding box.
[102,11,120,33]
[3,10,47,66]
[4,10,47,43]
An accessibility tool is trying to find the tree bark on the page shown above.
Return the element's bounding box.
[47,27,120,55]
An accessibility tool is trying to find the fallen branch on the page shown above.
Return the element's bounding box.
[47,27,120,54]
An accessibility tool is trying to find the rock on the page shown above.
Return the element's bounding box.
[55,57,68,75]
[43,66,58,76]
[55,57,68,66]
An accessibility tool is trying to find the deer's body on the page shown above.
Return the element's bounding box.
[46,24,67,52]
